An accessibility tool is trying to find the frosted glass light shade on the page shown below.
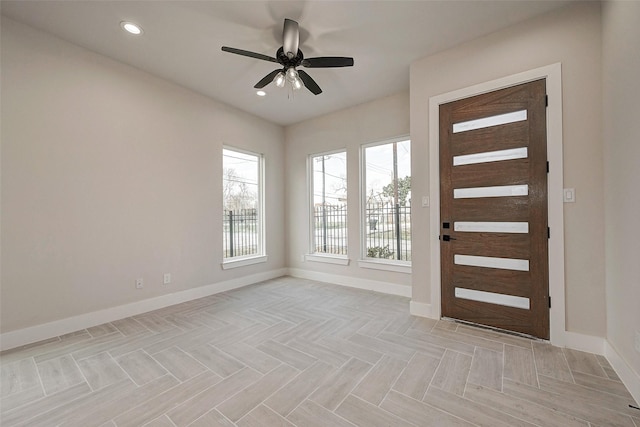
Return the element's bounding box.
[286,67,298,80]
[273,72,286,88]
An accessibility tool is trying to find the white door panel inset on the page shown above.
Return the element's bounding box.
[455,287,530,310]
[452,110,527,134]
[454,222,529,233]
[453,147,528,166]
[455,254,529,271]
[454,184,528,199]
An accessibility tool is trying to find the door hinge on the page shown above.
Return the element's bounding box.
[546,161,549,173]
[548,297,552,308]
[545,94,549,107]
[547,227,551,239]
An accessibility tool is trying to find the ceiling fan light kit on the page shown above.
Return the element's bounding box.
[285,68,303,90]
[221,18,354,96]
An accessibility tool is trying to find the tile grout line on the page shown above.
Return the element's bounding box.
[71,352,95,393]
[319,356,377,414]
[461,346,477,398]
[32,356,47,398]
[156,345,211,379]
[209,363,286,417]
[501,343,506,393]
[531,340,541,389]
[460,383,547,427]
[560,347,577,384]
[386,351,415,400]
[261,361,327,418]
[423,347,448,401]
[341,393,422,427]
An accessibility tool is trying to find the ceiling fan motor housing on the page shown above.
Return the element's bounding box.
[276,47,304,70]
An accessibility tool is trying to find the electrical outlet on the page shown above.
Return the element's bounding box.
[135,278,144,289]
[163,273,171,285]
[635,331,640,353]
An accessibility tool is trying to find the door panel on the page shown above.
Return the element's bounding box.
[440,79,549,339]
[454,233,531,259]
[451,121,529,155]
[451,197,530,222]
[451,158,530,188]
[453,265,531,297]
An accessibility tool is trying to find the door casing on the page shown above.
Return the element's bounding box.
[424,63,567,345]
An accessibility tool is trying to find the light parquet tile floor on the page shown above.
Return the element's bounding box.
[1,276,638,427]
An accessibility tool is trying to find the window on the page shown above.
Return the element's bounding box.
[310,151,347,255]
[362,139,411,262]
[223,148,263,260]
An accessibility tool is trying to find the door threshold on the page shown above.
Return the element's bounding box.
[442,317,548,342]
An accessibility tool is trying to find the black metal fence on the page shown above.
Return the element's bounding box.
[223,205,411,260]
[313,205,348,255]
[365,203,411,261]
[313,203,411,261]
[223,209,258,258]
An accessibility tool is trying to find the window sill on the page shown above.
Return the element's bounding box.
[221,255,268,270]
[358,259,412,274]
[305,254,350,266]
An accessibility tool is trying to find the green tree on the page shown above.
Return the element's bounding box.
[382,176,411,206]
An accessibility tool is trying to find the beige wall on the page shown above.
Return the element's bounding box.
[1,17,286,333]
[602,1,640,381]
[285,92,411,289]
[410,2,606,336]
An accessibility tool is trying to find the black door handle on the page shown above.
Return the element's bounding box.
[441,235,457,241]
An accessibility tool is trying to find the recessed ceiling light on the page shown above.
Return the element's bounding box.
[120,21,143,35]
[256,90,267,97]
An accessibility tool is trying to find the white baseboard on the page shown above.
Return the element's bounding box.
[561,331,606,355]
[409,301,435,319]
[0,268,287,351]
[605,341,640,406]
[287,268,412,298]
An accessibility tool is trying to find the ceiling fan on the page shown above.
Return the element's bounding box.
[221,19,354,95]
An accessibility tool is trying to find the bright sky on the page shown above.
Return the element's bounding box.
[223,148,259,186]
[313,152,347,204]
[222,142,411,206]
[365,140,411,197]
[312,140,411,205]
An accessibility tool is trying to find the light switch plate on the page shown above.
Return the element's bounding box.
[563,188,576,203]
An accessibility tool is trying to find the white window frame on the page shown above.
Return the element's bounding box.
[359,136,412,273]
[221,146,266,269]
[307,149,348,262]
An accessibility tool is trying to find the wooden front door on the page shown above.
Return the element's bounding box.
[439,79,549,339]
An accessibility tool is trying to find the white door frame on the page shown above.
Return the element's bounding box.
[427,63,567,345]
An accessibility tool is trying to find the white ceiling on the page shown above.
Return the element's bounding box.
[1,1,571,126]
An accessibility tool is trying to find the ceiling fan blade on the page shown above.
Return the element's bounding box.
[302,57,354,68]
[297,70,322,95]
[221,46,278,63]
[282,19,299,59]
[254,70,282,89]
